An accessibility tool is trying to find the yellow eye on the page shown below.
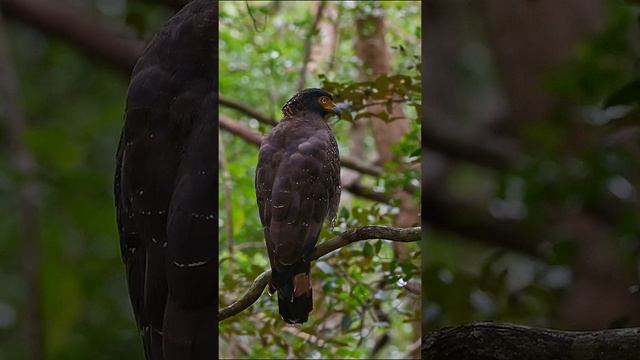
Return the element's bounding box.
[320,97,328,104]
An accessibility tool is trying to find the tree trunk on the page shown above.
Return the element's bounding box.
[354,9,420,359]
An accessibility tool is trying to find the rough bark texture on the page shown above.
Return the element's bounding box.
[354,15,410,164]
[423,322,640,360]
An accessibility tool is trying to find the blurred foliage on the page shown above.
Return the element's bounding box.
[0,1,184,359]
[425,0,640,335]
[218,1,421,359]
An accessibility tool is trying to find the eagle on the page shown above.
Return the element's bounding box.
[114,1,216,358]
[255,88,342,324]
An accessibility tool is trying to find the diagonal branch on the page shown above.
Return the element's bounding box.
[219,114,264,145]
[219,113,384,177]
[219,95,278,126]
[423,112,520,169]
[1,0,144,74]
[424,184,541,256]
[217,225,420,321]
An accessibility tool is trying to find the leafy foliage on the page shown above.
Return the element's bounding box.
[425,0,640,337]
[219,1,421,359]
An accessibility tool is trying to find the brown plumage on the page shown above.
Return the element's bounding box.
[255,88,341,324]
[114,1,216,358]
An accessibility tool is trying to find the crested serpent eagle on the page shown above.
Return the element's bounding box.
[114,1,216,359]
[256,88,342,324]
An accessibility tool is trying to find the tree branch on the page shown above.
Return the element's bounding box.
[423,322,640,360]
[219,113,384,177]
[2,0,534,261]
[219,114,264,146]
[1,0,388,180]
[219,95,278,126]
[1,0,144,74]
[424,185,541,257]
[423,112,520,169]
[217,225,420,321]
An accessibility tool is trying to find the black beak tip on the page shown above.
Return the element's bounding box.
[333,102,351,116]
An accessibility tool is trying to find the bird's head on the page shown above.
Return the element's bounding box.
[281,88,342,119]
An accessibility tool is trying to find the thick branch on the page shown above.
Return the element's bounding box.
[219,95,278,126]
[219,114,263,146]
[343,181,391,204]
[219,114,384,177]
[423,322,640,360]
[423,113,520,169]
[424,185,541,256]
[1,0,144,74]
[218,225,420,321]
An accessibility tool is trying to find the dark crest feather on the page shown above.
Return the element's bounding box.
[281,88,333,117]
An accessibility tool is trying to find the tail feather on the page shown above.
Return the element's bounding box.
[273,270,313,324]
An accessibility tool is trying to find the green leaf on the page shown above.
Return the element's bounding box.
[363,242,374,257]
[604,80,640,108]
[339,207,350,220]
[374,239,382,255]
[340,313,353,331]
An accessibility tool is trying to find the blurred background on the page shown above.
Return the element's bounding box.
[0,0,186,359]
[0,0,421,359]
[424,0,640,337]
[218,1,420,359]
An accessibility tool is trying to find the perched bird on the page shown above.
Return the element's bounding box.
[255,88,342,324]
[114,1,216,358]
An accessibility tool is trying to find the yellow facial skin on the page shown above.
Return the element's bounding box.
[319,96,337,113]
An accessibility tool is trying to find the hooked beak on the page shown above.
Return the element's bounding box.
[333,102,351,116]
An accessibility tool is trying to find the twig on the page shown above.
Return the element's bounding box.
[244,0,266,32]
[217,226,420,321]
[356,98,409,110]
[342,181,391,204]
[297,1,326,91]
[0,10,43,360]
[403,282,421,296]
[400,338,422,360]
